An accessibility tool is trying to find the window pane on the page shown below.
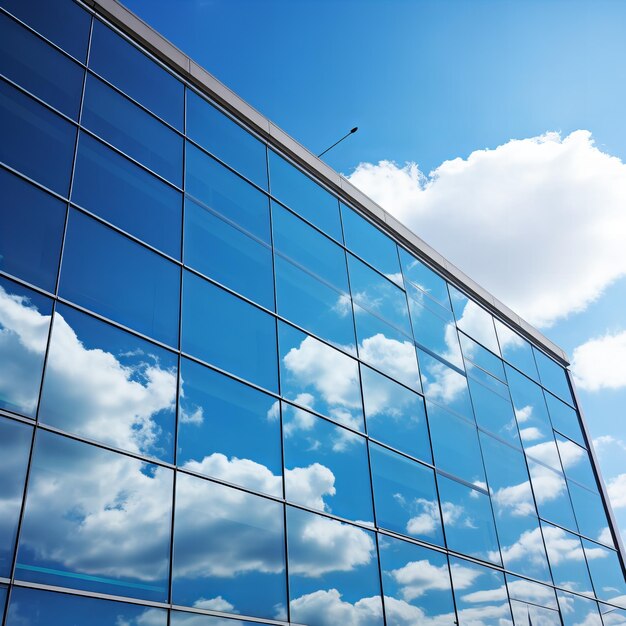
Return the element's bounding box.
[568,481,612,545]
[186,143,270,243]
[361,365,432,463]
[172,474,286,619]
[582,539,626,605]
[399,247,451,310]
[557,591,603,626]
[178,358,282,497]
[60,211,180,346]
[0,12,83,118]
[90,20,183,129]
[341,204,401,282]
[545,391,585,446]
[185,196,273,309]
[370,443,444,546]
[428,401,486,485]
[187,90,268,189]
[183,272,278,392]
[283,404,373,523]
[510,600,560,626]
[449,556,513,626]
[507,574,558,610]
[495,319,539,381]
[73,133,182,258]
[379,535,456,626]
[460,333,506,381]
[286,506,383,626]
[278,322,364,430]
[556,434,596,490]
[0,276,52,417]
[533,348,574,405]
[17,431,173,601]
[172,612,273,626]
[82,74,182,185]
[0,417,32,577]
[0,79,76,195]
[527,459,577,531]
[438,475,500,565]
[0,167,65,291]
[268,150,342,241]
[0,0,90,62]
[450,286,500,354]
[5,587,168,626]
[39,304,177,462]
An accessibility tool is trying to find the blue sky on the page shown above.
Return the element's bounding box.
[124,0,626,539]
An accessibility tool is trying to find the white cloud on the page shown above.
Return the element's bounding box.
[607,474,626,509]
[571,331,626,391]
[347,131,626,328]
[289,589,383,626]
[390,559,457,601]
[358,333,420,389]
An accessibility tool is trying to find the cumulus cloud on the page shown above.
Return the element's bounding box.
[571,331,626,391]
[390,559,460,601]
[289,589,383,626]
[607,474,626,509]
[357,333,420,389]
[347,131,626,328]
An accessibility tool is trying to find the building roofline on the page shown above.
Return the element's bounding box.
[83,0,569,365]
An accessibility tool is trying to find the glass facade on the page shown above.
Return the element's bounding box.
[0,1,624,625]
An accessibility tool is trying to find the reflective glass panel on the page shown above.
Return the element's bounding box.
[527,459,577,531]
[370,443,443,546]
[73,133,182,258]
[534,348,574,405]
[568,482,612,545]
[510,600,560,626]
[460,333,506,381]
[286,506,383,626]
[361,365,432,463]
[379,534,456,626]
[278,322,363,430]
[419,350,473,420]
[0,0,90,62]
[5,586,168,626]
[186,143,270,243]
[449,556,513,626]
[341,204,402,282]
[268,150,342,241]
[428,401,486,485]
[183,272,278,392]
[17,431,173,601]
[0,276,52,417]
[507,574,558,610]
[583,539,626,606]
[90,20,183,129]
[39,304,177,462]
[0,417,31,577]
[172,474,286,619]
[185,196,274,309]
[541,521,594,594]
[60,210,180,346]
[274,255,356,353]
[0,586,5,620]
[556,434,596,490]
[283,404,373,523]
[599,605,626,626]
[178,358,282,497]
[0,78,76,195]
[187,90,268,189]
[0,168,65,292]
[82,74,182,185]
[449,286,500,354]
[399,247,451,310]
[495,319,539,381]
[557,591,603,626]
[545,391,585,446]
[0,11,83,118]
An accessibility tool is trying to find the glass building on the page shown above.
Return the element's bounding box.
[0,1,624,625]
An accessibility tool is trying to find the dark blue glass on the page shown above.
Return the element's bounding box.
[438,475,501,565]
[184,196,273,309]
[39,304,177,462]
[268,150,342,241]
[449,286,500,354]
[370,443,444,546]
[60,210,180,346]
[90,20,183,129]
[545,391,585,446]
[178,358,283,497]
[5,587,168,626]
[186,143,270,242]
[172,612,274,626]
[182,272,278,392]
[16,431,173,601]
[0,78,76,195]
[557,591,603,626]
[399,247,451,310]
[286,506,383,626]
[495,319,539,381]
[0,276,52,417]
[533,347,574,405]
[278,322,364,430]
[0,167,65,291]
[0,417,32,577]
[172,474,286,620]
[187,90,268,189]
[460,332,506,381]
[283,404,374,524]
[361,365,432,463]
[568,481,611,544]
[0,586,5,619]
[0,0,90,62]
[73,133,182,258]
[379,536,456,626]
[0,12,84,118]
[527,459,577,531]
[82,74,182,185]
[341,204,402,282]
[583,539,626,605]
